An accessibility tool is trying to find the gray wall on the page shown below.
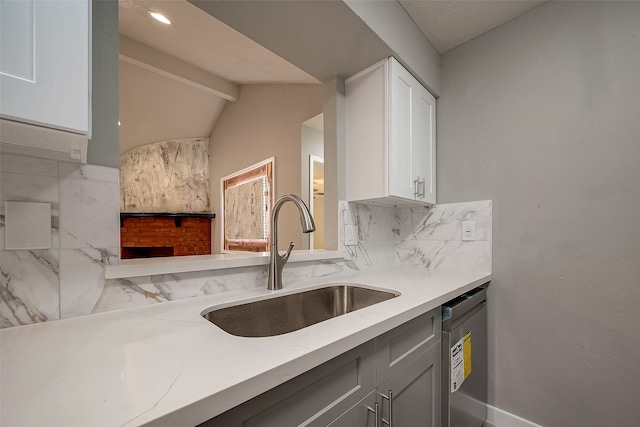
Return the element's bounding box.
[87,0,119,167]
[343,0,441,95]
[437,2,640,426]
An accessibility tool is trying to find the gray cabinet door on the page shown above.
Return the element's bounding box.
[377,343,441,427]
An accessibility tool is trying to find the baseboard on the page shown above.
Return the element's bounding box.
[450,392,543,427]
[486,404,544,427]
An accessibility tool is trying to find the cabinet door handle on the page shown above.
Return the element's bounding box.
[366,402,380,427]
[413,178,420,198]
[381,390,393,426]
[419,178,426,198]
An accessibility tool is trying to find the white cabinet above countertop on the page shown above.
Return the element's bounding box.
[346,57,436,206]
[0,0,90,163]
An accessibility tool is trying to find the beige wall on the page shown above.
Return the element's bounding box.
[209,84,324,253]
[438,2,640,426]
[119,60,226,154]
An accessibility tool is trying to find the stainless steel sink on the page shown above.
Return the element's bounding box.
[202,284,399,337]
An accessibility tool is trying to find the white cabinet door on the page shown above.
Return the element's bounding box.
[413,77,436,204]
[0,0,90,134]
[388,58,415,200]
[388,57,436,204]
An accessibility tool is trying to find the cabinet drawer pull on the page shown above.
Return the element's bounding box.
[366,402,381,427]
[381,390,393,426]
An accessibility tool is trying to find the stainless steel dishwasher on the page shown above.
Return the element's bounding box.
[442,285,488,427]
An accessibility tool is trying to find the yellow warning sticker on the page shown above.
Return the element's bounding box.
[463,332,472,379]
[451,331,473,393]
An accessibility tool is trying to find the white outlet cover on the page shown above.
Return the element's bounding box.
[461,221,476,241]
[344,225,359,246]
[4,201,52,250]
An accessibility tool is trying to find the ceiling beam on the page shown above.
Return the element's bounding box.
[119,35,240,102]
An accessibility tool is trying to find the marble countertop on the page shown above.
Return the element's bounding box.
[0,266,491,427]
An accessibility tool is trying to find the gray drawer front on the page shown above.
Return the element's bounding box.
[376,307,441,385]
[203,340,376,427]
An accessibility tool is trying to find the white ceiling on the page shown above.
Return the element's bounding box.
[399,0,547,54]
[119,0,548,80]
[118,0,318,85]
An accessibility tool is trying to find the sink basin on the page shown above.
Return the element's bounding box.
[202,284,399,337]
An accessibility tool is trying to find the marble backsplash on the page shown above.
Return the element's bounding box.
[1,152,490,329]
[94,260,343,313]
[339,200,492,272]
[1,154,120,327]
[0,153,343,328]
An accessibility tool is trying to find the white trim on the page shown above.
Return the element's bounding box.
[486,404,544,427]
[0,118,88,163]
[308,154,324,249]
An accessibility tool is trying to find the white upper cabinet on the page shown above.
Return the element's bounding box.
[346,57,436,206]
[0,0,90,162]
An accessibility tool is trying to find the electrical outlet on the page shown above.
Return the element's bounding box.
[461,221,476,241]
[344,225,359,246]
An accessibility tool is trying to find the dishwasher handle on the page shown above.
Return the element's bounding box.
[442,285,487,323]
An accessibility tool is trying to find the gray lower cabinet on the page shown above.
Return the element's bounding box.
[200,308,441,427]
[330,342,441,427]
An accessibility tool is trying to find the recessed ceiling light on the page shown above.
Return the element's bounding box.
[149,11,171,25]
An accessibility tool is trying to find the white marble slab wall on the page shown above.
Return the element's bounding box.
[0,154,119,328]
[338,201,403,270]
[339,200,492,273]
[58,163,120,319]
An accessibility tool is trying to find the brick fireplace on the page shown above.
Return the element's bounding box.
[120,213,215,259]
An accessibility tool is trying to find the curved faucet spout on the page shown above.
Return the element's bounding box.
[268,194,316,290]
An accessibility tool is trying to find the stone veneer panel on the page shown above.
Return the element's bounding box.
[120,138,211,213]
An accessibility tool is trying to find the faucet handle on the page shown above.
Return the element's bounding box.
[283,242,295,261]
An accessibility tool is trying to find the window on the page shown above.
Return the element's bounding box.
[221,158,274,252]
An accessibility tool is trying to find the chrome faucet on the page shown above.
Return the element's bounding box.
[268,194,316,290]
